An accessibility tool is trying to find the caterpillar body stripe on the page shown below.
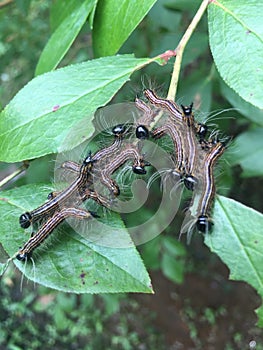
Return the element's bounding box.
[17,208,95,261]
[97,144,148,196]
[195,141,225,232]
[19,155,94,229]
[144,89,182,122]
[143,90,203,191]
[19,125,128,229]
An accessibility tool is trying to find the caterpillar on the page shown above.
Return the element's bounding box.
[16,89,226,261]
[193,140,226,233]
[138,89,226,233]
[19,153,94,229]
[16,123,148,259]
[19,124,128,229]
[141,90,199,189]
[17,207,96,261]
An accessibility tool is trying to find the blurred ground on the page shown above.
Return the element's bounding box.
[134,258,262,349]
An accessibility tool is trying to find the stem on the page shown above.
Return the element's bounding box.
[0,161,29,189]
[0,0,13,8]
[167,0,210,101]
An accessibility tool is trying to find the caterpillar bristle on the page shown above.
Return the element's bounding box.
[16,89,227,262]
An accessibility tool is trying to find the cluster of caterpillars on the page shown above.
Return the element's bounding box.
[16,90,226,261]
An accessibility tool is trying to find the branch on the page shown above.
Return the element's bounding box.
[167,0,211,101]
[0,0,13,9]
[0,161,29,189]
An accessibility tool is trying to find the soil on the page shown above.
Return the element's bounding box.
[134,251,263,350]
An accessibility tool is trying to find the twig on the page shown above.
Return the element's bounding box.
[167,0,211,101]
[0,0,13,9]
[0,161,29,189]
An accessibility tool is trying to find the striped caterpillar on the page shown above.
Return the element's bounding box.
[139,89,225,233]
[16,208,97,261]
[16,124,148,260]
[16,89,225,261]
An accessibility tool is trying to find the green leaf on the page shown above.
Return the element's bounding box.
[140,236,161,270]
[162,236,186,258]
[165,0,202,13]
[205,195,263,326]
[36,0,97,75]
[227,128,263,177]
[92,0,158,57]
[161,253,184,284]
[160,237,186,284]
[0,184,152,293]
[0,55,153,162]
[50,0,97,32]
[208,0,263,109]
[220,81,263,126]
[148,0,182,32]
[256,305,263,328]
[88,0,99,28]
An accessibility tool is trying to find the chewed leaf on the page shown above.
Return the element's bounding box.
[205,195,263,326]
[208,0,263,109]
[0,185,152,293]
[0,55,154,162]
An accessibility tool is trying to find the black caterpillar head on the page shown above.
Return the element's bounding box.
[19,212,32,229]
[136,125,149,140]
[196,215,213,233]
[112,124,126,137]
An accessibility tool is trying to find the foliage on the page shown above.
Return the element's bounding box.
[35,0,97,75]
[0,55,152,161]
[0,276,163,350]
[0,184,152,293]
[0,0,263,325]
[208,0,262,109]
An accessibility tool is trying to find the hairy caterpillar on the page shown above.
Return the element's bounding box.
[19,124,128,229]
[19,154,94,229]
[141,90,201,191]
[139,89,226,233]
[17,207,96,261]
[16,89,226,261]
[192,140,225,233]
[16,123,148,259]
